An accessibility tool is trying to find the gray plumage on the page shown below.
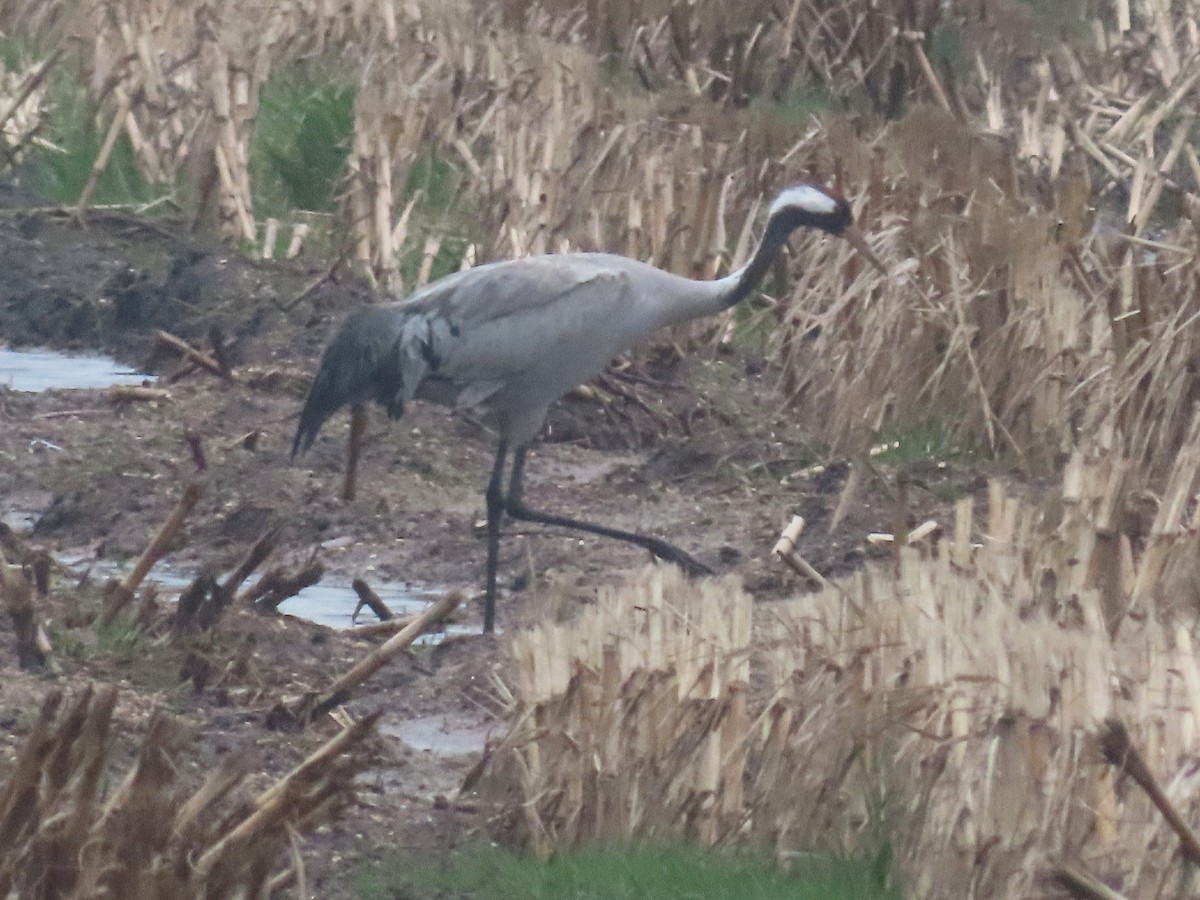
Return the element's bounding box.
[294,254,743,453]
[293,183,884,631]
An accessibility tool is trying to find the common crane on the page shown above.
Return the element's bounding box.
[293,183,885,631]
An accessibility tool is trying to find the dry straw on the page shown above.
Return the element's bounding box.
[497,433,1200,895]
[0,684,378,897]
[0,0,1197,467]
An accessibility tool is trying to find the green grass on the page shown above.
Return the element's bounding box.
[249,63,478,280]
[395,151,479,287]
[355,844,900,900]
[94,615,145,664]
[750,82,833,127]
[872,420,972,468]
[48,627,86,659]
[24,75,162,206]
[251,62,356,216]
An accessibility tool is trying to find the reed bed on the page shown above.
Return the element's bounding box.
[498,430,1200,895]
[0,684,377,898]
[0,0,1194,471]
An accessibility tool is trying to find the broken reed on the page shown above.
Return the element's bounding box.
[0,684,378,898]
[499,437,1200,896]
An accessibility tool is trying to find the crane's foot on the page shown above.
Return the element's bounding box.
[637,535,715,578]
[505,500,714,579]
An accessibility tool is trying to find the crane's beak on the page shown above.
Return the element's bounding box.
[842,225,887,275]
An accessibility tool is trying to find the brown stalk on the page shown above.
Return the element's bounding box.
[351,577,393,621]
[302,592,461,721]
[343,404,367,502]
[1051,865,1131,900]
[246,559,324,614]
[75,89,132,221]
[0,550,48,670]
[344,613,428,639]
[1099,719,1200,864]
[155,330,232,382]
[184,429,206,471]
[220,525,281,602]
[101,482,204,625]
[194,712,380,877]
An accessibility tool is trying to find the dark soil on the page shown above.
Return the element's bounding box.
[0,200,993,896]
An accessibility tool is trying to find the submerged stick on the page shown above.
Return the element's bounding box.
[343,404,367,502]
[304,592,461,721]
[101,483,203,625]
[351,578,392,621]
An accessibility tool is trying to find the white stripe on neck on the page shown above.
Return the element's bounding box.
[769,185,838,216]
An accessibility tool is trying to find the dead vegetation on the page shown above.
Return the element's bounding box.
[0,0,1199,896]
[493,427,1200,893]
[0,0,1194,471]
[0,684,377,898]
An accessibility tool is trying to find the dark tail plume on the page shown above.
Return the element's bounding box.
[291,308,406,458]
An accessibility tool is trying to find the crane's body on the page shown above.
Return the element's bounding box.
[294,184,885,631]
[296,252,745,451]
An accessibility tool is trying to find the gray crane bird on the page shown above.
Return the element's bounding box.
[293,183,885,632]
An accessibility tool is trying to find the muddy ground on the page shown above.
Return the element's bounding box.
[0,198,994,895]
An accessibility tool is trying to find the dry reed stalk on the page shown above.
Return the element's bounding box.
[301,591,461,721]
[0,685,377,897]
[0,45,63,156]
[503,567,752,852]
[771,515,830,587]
[0,548,49,669]
[342,404,367,502]
[490,444,1200,894]
[155,329,232,381]
[74,88,131,219]
[101,482,204,625]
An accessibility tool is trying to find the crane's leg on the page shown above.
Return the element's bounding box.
[503,447,713,577]
[483,442,508,633]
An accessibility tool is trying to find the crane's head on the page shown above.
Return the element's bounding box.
[768,183,886,273]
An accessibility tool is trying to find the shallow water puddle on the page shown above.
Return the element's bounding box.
[0,346,151,392]
[57,554,460,637]
[380,713,494,756]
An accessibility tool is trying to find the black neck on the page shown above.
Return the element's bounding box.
[719,213,795,310]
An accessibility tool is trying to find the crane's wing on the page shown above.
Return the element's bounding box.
[403,256,640,403]
[292,255,640,456]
